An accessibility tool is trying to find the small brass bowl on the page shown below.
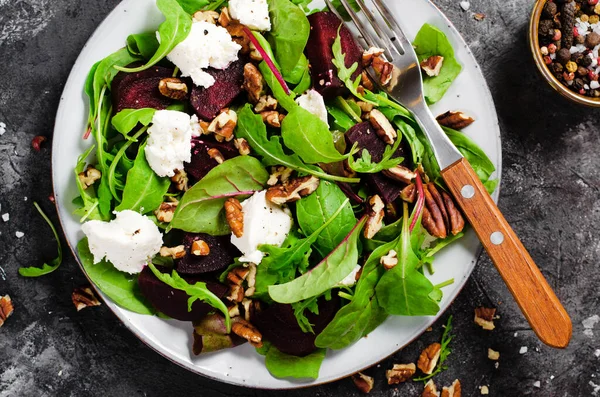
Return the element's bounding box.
[529,0,600,107]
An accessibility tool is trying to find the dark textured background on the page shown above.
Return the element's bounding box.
[0,0,597,396]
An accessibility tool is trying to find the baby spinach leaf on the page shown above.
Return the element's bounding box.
[19,202,63,277]
[116,142,170,214]
[281,106,349,164]
[169,156,269,235]
[379,108,425,165]
[260,342,326,379]
[259,61,298,112]
[268,216,367,304]
[236,105,360,183]
[174,0,212,14]
[327,105,355,132]
[413,23,462,104]
[126,32,160,59]
[292,65,312,94]
[112,108,156,135]
[287,54,310,86]
[331,30,375,104]
[148,262,231,332]
[296,181,356,257]
[115,0,192,73]
[76,238,156,315]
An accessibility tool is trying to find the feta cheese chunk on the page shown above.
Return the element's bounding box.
[295,89,329,127]
[82,211,163,274]
[229,0,271,31]
[164,21,241,88]
[145,110,196,177]
[231,190,292,264]
[336,265,362,287]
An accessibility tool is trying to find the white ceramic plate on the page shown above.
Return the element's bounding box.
[52,0,501,389]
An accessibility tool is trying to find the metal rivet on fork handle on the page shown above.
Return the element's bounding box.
[461,184,475,199]
[490,231,505,245]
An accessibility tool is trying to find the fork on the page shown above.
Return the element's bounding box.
[329,0,572,348]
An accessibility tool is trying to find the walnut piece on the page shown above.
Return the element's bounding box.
[207,148,225,164]
[422,380,439,397]
[436,111,475,130]
[159,245,186,259]
[208,109,237,142]
[380,249,398,270]
[254,95,278,113]
[267,166,293,186]
[243,63,265,103]
[0,295,14,328]
[421,55,444,77]
[154,201,178,223]
[362,46,385,67]
[225,22,251,54]
[158,77,188,100]
[218,6,232,26]
[192,10,219,23]
[487,348,500,360]
[382,165,416,184]
[418,342,442,375]
[369,109,397,145]
[474,307,496,330]
[191,239,210,256]
[386,363,416,384]
[234,138,251,156]
[441,379,462,397]
[249,41,263,62]
[231,317,263,347]
[78,166,101,189]
[351,372,374,393]
[364,195,385,239]
[227,266,250,286]
[400,183,417,203]
[224,198,244,238]
[72,287,101,311]
[171,169,189,191]
[260,110,283,128]
[266,176,320,205]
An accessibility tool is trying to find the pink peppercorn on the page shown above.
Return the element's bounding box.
[589,71,598,81]
[563,71,575,81]
[589,0,598,5]
[580,88,586,94]
[553,29,562,41]
[544,55,553,64]
[574,27,579,37]
[548,43,557,54]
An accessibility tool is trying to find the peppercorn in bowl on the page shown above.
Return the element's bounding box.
[530,0,600,106]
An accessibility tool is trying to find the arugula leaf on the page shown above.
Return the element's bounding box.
[235,105,360,183]
[106,126,148,202]
[73,145,105,222]
[115,0,192,73]
[111,108,156,135]
[347,139,404,174]
[378,107,425,165]
[169,156,268,234]
[19,202,63,277]
[291,295,321,333]
[116,142,170,214]
[328,0,359,20]
[296,181,356,257]
[258,342,326,379]
[148,262,231,332]
[413,24,462,104]
[126,32,160,59]
[331,29,375,104]
[414,315,454,382]
[268,216,367,304]
[77,238,156,315]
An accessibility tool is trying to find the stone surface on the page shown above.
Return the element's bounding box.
[0,0,598,396]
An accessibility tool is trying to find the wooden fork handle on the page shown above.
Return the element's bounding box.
[440,158,572,348]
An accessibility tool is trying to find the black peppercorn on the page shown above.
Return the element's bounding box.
[561,1,576,48]
[572,52,584,64]
[557,48,572,65]
[539,19,556,42]
[586,32,600,48]
[573,78,585,91]
[575,34,586,45]
[543,2,558,18]
[578,65,589,76]
[551,62,564,74]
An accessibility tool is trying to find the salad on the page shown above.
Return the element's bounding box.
[73,0,497,380]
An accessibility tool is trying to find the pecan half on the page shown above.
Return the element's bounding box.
[208,109,237,142]
[171,169,189,191]
[364,195,385,239]
[351,372,374,393]
[267,166,293,186]
[158,77,188,100]
[192,10,219,24]
[227,284,245,302]
[234,138,251,156]
[360,71,375,91]
[224,198,244,238]
[442,191,465,236]
[400,183,417,203]
[474,307,496,330]
[369,109,397,144]
[487,348,500,361]
[418,342,442,375]
[266,176,320,205]
[382,165,416,184]
[371,55,396,86]
[362,46,385,67]
[227,266,250,286]
[254,95,278,113]
[441,379,462,397]
[380,249,398,270]
[72,287,101,311]
[191,239,210,256]
[0,295,14,328]
[243,63,265,103]
[386,363,415,384]
[436,111,475,130]
[159,245,186,259]
[422,379,439,397]
[154,201,178,223]
[421,55,444,77]
[422,182,465,239]
[231,317,263,347]
[78,166,101,189]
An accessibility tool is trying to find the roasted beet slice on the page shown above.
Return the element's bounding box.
[253,296,339,357]
[346,122,410,203]
[112,66,175,112]
[305,12,363,100]
[189,58,246,121]
[176,233,240,275]
[192,314,246,354]
[185,138,239,181]
[138,265,228,321]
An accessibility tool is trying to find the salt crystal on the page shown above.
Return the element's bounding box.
[595,349,600,357]
[23,197,27,201]
[550,375,555,380]
[1,213,8,222]
[15,231,24,238]
[460,1,470,11]
[583,315,600,337]
[0,122,5,136]
[519,346,528,354]
[533,381,541,388]
[591,81,600,90]
[514,332,518,337]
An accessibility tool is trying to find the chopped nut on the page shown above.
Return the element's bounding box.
[31,135,47,152]
[228,304,241,318]
[208,109,237,142]
[158,77,188,100]
[191,239,210,256]
[260,110,282,127]
[441,380,462,397]
[422,183,448,239]
[400,183,417,203]
[227,267,250,286]
[71,287,101,311]
[171,169,189,191]
[198,120,211,135]
[364,195,385,239]
[241,297,261,321]
[488,348,500,361]
[0,295,14,328]
[192,10,219,23]
[154,201,178,223]
[224,198,244,238]
[78,166,101,189]
[351,372,374,393]
[474,307,496,330]
[480,385,489,395]
[421,55,444,77]
[234,138,251,156]
[442,191,465,236]
[254,95,278,113]
[267,166,293,186]
[372,55,396,86]
[218,6,232,26]
[266,176,320,205]
[382,165,416,184]
[386,363,415,384]
[207,148,225,164]
[422,380,439,397]
[243,63,265,103]
[231,317,263,347]
[227,284,245,302]
[362,46,385,67]
[369,109,397,144]
[436,111,475,130]
[357,101,374,113]
[380,249,398,270]
[418,342,442,375]
[227,22,251,54]
[248,41,263,61]
[159,245,186,259]
[246,263,257,289]
[360,71,375,91]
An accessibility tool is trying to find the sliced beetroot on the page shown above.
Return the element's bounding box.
[305,12,363,100]
[192,314,246,355]
[189,57,246,121]
[138,265,228,321]
[346,122,410,203]
[253,296,339,357]
[176,233,240,275]
[111,66,175,112]
[185,138,239,181]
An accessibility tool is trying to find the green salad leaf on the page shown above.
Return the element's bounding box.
[73,145,104,222]
[258,341,326,379]
[331,29,374,104]
[347,138,404,174]
[414,315,454,382]
[174,0,225,14]
[291,294,321,333]
[19,202,63,277]
[112,108,156,135]
[126,32,160,59]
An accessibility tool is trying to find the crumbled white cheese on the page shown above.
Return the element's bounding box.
[336,265,362,287]
[1,213,8,222]
[460,1,470,11]
[295,89,329,127]
[519,346,528,354]
[15,231,24,238]
[145,110,196,177]
[231,190,292,264]
[163,21,241,88]
[82,210,163,274]
[229,0,271,31]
